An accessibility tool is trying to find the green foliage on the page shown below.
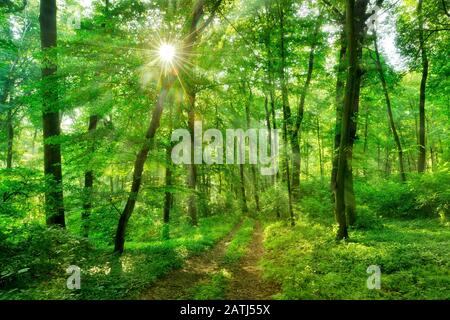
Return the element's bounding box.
[262,217,450,300]
[0,214,239,300]
[223,218,254,264]
[260,184,290,219]
[297,179,334,223]
[353,206,384,231]
[192,271,229,300]
[356,171,450,219]
[0,223,90,299]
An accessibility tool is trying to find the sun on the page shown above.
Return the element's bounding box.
[159,43,176,63]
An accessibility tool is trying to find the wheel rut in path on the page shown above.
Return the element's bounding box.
[140,221,242,300]
[225,221,280,300]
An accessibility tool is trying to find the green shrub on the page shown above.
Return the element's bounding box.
[353,206,384,230]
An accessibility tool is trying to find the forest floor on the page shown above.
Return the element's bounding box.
[139,219,280,300]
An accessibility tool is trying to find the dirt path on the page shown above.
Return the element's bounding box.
[140,220,280,300]
[225,221,280,300]
[139,221,242,300]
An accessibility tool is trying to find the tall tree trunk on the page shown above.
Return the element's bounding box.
[342,0,370,227]
[263,95,274,186]
[184,0,223,226]
[246,84,260,213]
[417,0,428,173]
[331,29,347,198]
[335,0,362,240]
[40,0,65,227]
[292,20,320,199]
[6,109,13,169]
[278,3,294,226]
[362,111,369,176]
[373,32,406,182]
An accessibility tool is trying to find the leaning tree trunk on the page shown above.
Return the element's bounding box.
[40,0,65,227]
[373,32,406,182]
[114,78,174,253]
[114,0,223,253]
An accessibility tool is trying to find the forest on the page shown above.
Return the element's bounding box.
[0,0,449,300]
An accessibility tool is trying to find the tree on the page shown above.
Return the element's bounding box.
[40,0,65,227]
[372,30,406,182]
[417,0,428,173]
[114,0,223,254]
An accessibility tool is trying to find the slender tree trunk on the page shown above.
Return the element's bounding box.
[278,3,294,226]
[263,95,274,186]
[373,32,406,182]
[162,145,173,239]
[82,0,111,237]
[292,20,319,199]
[184,0,223,226]
[246,85,260,213]
[40,0,65,227]
[316,116,324,182]
[6,110,13,169]
[114,77,174,253]
[363,111,369,176]
[82,115,98,237]
[239,164,248,214]
[417,0,428,173]
[187,91,198,226]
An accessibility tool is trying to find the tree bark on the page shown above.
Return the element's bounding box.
[417,0,428,173]
[40,0,65,227]
[114,77,174,253]
[373,32,406,182]
[246,84,260,213]
[331,29,347,198]
[184,0,223,226]
[292,20,320,199]
[6,109,13,169]
[114,0,222,253]
[316,116,324,182]
[335,0,361,240]
[278,3,294,226]
[82,115,99,237]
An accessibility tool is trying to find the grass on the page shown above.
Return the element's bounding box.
[223,218,255,264]
[0,214,240,300]
[261,217,450,299]
[192,270,230,300]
